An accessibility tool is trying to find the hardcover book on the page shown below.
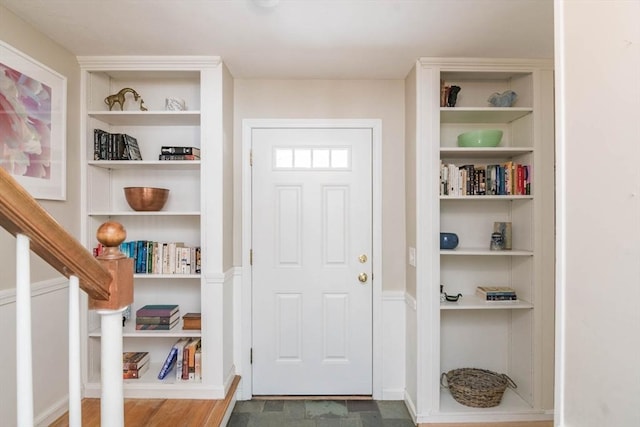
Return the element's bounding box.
[158,154,200,161]
[136,304,179,317]
[122,351,150,370]
[160,146,200,156]
[135,318,179,330]
[123,360,149,379]
[136,312,180,325]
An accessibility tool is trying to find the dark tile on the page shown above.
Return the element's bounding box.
[376,401,412,420]
[234,400,265,413]
[305,400,348,418]
[227,412,250,427]
[246,411,285,427]
[360,411,384,427]
[381,420,415,427]
[283,400,306,419]
[318,419,342,427]
[263,400,285,412]
[347,400,380,413]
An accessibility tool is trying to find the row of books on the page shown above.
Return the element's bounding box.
[476,286,518,301]
[136,304,180,330]
[94,129,142,160]
[158,337,202,381]
[94,241,201,275]
[123,351,150,379]
[159,146,200,161]
[440,161,531,196]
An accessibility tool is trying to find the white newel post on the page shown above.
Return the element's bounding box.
[68,275,82,427]
[97,308,126,427]
[16,233,34,427]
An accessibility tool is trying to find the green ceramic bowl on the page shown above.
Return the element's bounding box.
[457,129,503,147]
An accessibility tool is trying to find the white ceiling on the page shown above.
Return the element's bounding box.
[0,0,554,79]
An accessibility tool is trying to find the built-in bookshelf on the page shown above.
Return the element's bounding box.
[79,56,225,398]
[408,58,555,423]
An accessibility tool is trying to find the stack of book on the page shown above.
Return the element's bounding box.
[158,146,200,161]
[123,351,150,379]
[157,337,202,382]
[182,312,201,330]
[135,304,180,330]
[476,286,518,301]
[94,129,142,160]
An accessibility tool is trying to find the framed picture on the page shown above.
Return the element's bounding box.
[0,41,67,200]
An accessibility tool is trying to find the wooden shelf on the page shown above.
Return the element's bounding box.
[440,248,533,256]
[88,160,201,170]
[440,294,532,310]
[440,147,534,159]
[88,110,200,126]
[89,320,201,338]
[88,211,200,217]
[133,273,201,279]
[440,195,533,201]
[438,388,545,417]
[440,107,532,123]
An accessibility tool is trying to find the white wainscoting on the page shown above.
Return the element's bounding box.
[0,277,71,426]
[381,291,407,400]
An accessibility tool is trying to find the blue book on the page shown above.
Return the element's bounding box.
[157,347,178,380]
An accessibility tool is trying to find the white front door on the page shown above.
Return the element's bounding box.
[251,126,373,395]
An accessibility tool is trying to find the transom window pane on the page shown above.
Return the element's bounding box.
[275,148,293,168]
[273,147,351,170]
[294,149,312,168]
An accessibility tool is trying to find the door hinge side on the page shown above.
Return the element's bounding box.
[250,149,253,166]
[250,249,253,265]
[250,348,253,364]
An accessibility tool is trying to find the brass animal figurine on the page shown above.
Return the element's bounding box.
[104,87,146,111]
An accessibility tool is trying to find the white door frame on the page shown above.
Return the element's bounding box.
[241,119,383,399]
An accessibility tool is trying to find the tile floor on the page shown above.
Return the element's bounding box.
[229,399,415,427]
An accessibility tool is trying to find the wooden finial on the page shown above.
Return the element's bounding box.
[96,221,127,260]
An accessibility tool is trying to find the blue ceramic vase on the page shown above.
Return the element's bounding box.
[440,232,459,250]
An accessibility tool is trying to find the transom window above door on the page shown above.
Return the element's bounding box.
[273,147,350,170]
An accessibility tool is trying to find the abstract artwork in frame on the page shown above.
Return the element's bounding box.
[0,40,67,200]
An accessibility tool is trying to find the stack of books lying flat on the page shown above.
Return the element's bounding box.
[475,286,518,301]
[158,146,200,160]
[135,304,180,330]
[123,351,150,379]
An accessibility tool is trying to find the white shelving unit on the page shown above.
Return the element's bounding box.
[79,56,227,398]
[408,58,555,423]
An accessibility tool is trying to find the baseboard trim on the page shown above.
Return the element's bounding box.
[34,396,69,427]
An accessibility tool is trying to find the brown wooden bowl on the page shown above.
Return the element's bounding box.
[123,187,169,211]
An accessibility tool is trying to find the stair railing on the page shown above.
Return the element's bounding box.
[0,167,133,427]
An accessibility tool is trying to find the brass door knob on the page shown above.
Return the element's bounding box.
[358,272,368,283]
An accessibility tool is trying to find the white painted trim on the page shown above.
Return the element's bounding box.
[241,119,383,399]
[404,292,417,311]
[34,396,70,427]
[553,0,567,425]
[0,277,69,306]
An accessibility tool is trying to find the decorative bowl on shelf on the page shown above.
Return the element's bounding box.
[440,232,459,250]
[457,129,503,147]
[124,187,169,211]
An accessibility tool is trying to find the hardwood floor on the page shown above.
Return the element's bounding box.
[49,376,239,427]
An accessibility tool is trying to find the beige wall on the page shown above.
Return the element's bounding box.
[555,1,640,425]
[233,79,406,291]
[0,6,81,290]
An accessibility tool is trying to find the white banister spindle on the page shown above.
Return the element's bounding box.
[16,233,34,427]
[98,308,125,427]
[68,275,82,427]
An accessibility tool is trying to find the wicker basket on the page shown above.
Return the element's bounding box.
[440,368,517,408]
